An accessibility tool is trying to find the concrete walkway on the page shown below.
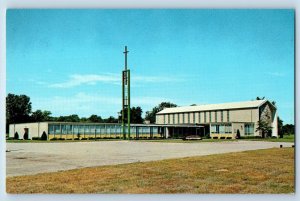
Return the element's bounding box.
[6,140,294,177]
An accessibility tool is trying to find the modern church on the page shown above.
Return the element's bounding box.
[9,99,278,140]
[155,99,278,139]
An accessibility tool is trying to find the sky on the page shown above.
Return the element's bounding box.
[6,9,294,124]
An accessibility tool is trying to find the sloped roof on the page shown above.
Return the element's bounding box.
[157,100,268,114]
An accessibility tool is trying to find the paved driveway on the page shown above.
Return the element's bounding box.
[6,140,294,177]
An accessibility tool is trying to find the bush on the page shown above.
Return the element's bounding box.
[14,132,19,140]
[235,130,241,139]
[81,138,88,140]
[213,136,218,139]
[58,138,65,140]
[23,132,28,140]
[74,138,80,140]
[32,137,40,140]
[50,137,58,141]
[220,137,226,139]
[41,131,47,140]
[226,137,232,139]
[7,137,14,140]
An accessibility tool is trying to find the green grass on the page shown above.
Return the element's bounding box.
[240,135,294,143]
[6,148,294,194]
[6,134,294,143]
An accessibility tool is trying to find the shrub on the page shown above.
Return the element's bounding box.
[50,137,58,141]
[74,138,80,140]
[220,137,226,139]
[58,138,65,140]
[32,137,40,140]
[213,136,218,139]
[226,137,232,139]
[23,132,28,140]
[41,131,47,140]
[81,138,88,140]
[14,132,19,140]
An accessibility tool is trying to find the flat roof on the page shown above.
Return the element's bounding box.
[157,100,270,114]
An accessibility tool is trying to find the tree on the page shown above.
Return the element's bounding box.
[57,114,80,122]
[282,124,295,135]
[104,116,118,123]
[6,94,32,132]
[80,117,88,122]
[277,116,283,138]
[120,106,144,124]
[31,110,52,122]
[88,115,103,123]
[145,102,177,123]
[23,131,29,140]
[256,119,273,138]
[41,131,47,140]
[14,132,19,140]
[256,96,265,100]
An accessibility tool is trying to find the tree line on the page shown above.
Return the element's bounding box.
[6,93,294,136]
[5,93,176,132]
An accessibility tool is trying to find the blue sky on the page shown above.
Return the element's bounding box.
[7,9,294,124]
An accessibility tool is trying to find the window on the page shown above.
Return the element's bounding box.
[215,111,217,122]
[193,112,196,123]
[199,112,201,123]
[188,113,190,124]
[168,114,170,124]
[211,124,220,134]
[211,123,232,134]
[183,113,185,124]
[245,124,254,135]
[221,111,223,122]
[48,125,55,134]
[211,124,216,133]
[54,124,60,134]
[163,115,166,124]
[227,110,230,122]
[204,112,206,123]
[209,111,212,122]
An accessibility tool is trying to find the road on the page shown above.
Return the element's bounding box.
[6,140,294,177]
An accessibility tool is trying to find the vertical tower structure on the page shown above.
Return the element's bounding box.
[122,46,130,140]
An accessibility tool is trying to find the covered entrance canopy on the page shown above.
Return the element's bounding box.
[157,124,209,139]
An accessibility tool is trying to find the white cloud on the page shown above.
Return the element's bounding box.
[49,74,120,88]
[31,92,172,117]
[49,73,183,88]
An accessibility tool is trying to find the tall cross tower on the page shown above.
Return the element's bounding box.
[122,46,130,140]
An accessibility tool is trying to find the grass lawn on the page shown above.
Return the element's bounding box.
[240,135,295,143]
[6,147,294,194]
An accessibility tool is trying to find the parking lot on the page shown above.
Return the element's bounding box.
[6,140,294,177]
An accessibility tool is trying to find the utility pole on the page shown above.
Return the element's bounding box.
[122,46,131,140]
